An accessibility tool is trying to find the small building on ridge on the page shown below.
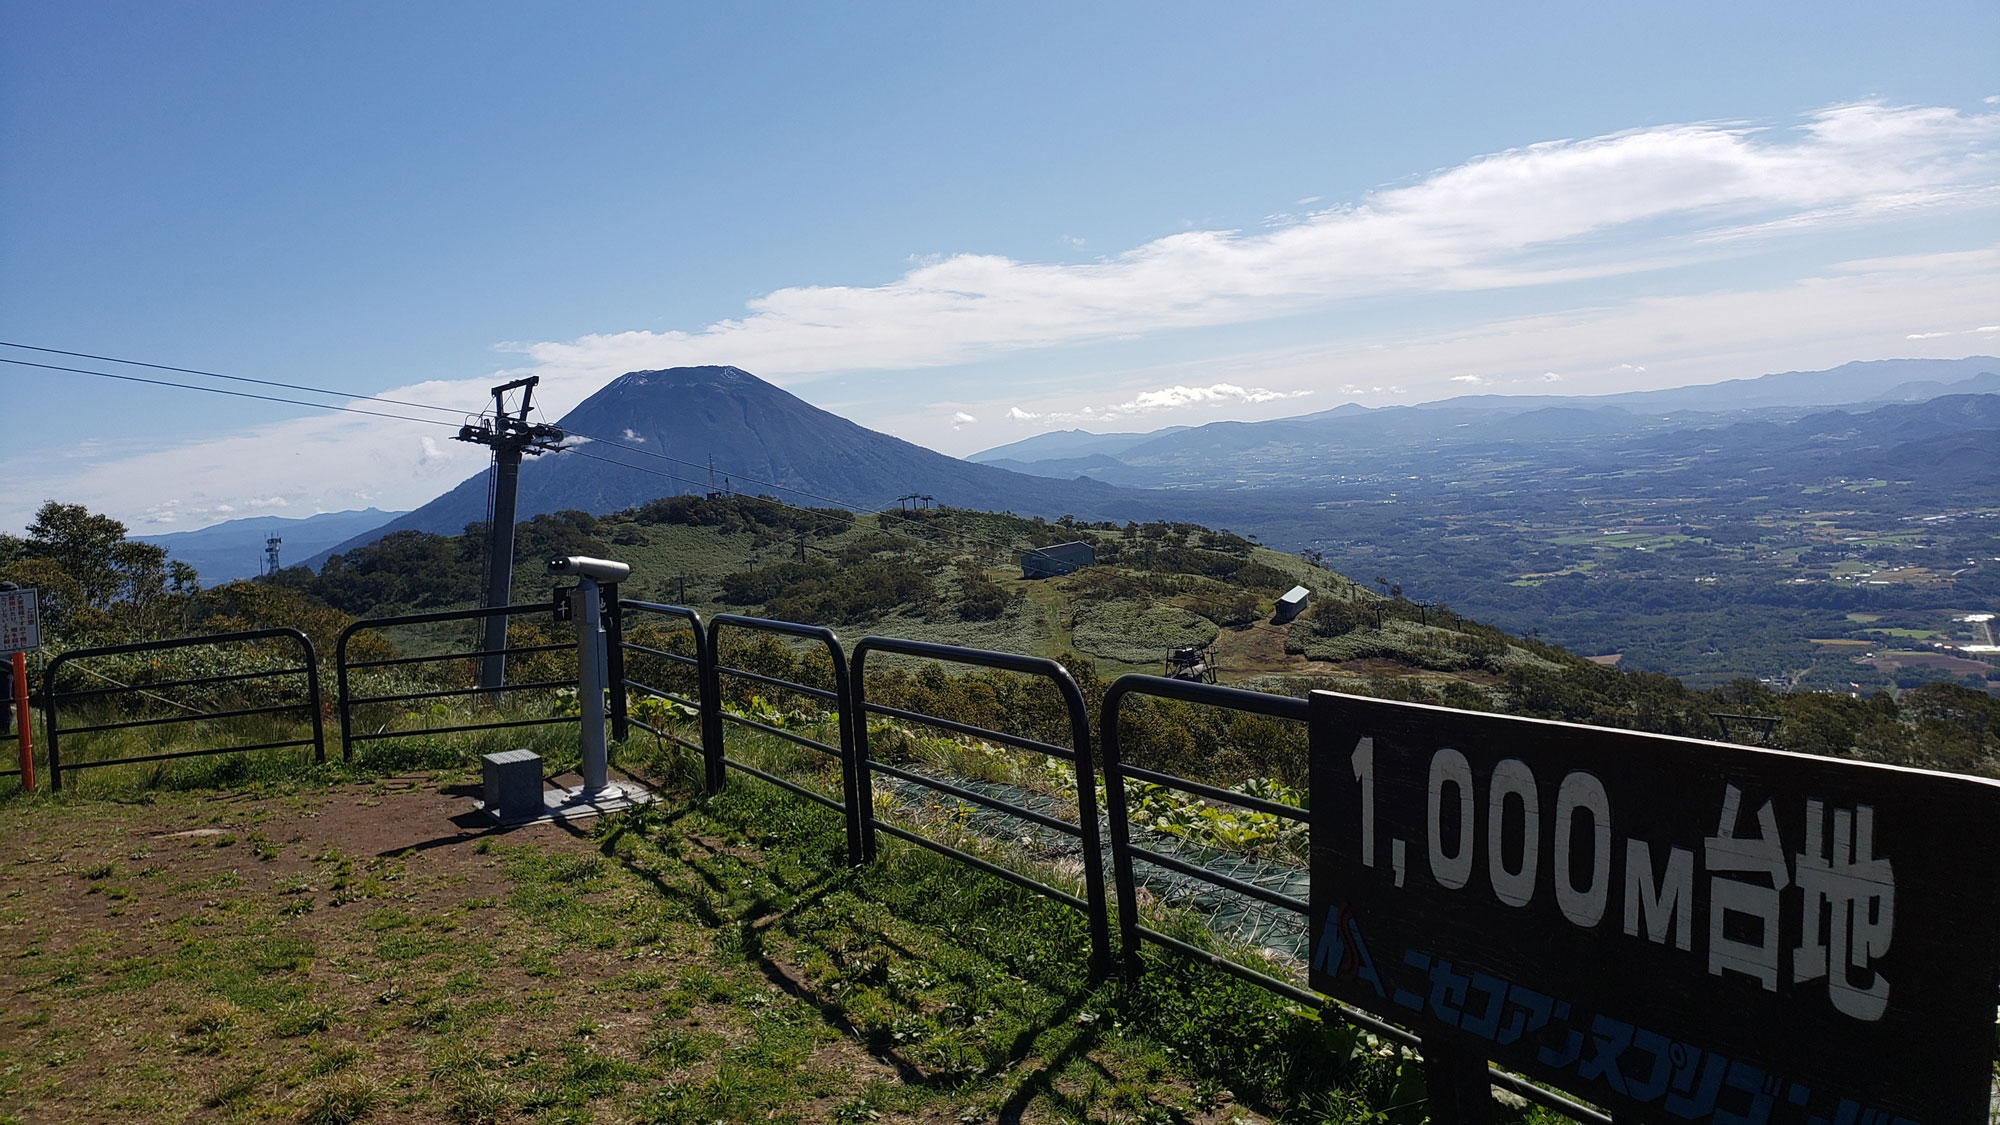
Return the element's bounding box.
[1273,584,1311,624]
[1021,541,1096,579]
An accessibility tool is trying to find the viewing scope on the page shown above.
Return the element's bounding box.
[547,556,630,583]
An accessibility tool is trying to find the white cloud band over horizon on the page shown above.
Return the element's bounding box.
[517,102,1999,383]
[8,100,1999,533]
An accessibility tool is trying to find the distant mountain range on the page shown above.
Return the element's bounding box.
[966,357,2000,487]
[297,355,1998,575]
[137,508,406,583]
[970,426,1192,464]
[251,355,2000,686]
[309,366,1136,567]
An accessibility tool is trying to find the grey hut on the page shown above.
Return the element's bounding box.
[1273,584,1311,624]
[1021,541,1096,579]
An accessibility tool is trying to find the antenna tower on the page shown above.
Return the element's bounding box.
[264,534,283,577]
[455,376,566,694]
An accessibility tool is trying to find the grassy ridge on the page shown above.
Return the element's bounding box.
[0,731,1551,1124]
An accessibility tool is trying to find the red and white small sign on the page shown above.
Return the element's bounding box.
[0,588,40,656]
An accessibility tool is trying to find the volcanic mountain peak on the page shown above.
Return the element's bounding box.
[307,365,1126,566]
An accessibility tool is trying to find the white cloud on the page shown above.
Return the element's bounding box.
[517,102,2000,386]
[950,411,977,430]
[14,103,2000,526]
[1001,382,1311,427]
[876,242,1998,452]
[4,405,488,534]
[621,428,646,442]
[1451,375,1485,384]
[1906,331,1953,339]
[1542,372,1564,382]
[1107,383,1311,413]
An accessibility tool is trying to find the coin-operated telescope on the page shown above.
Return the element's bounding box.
[549,557,632,802]
[478,556,653,824]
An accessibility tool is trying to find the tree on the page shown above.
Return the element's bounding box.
[191,581,389,663]
[0,502,202,640]
[25,502,128,608]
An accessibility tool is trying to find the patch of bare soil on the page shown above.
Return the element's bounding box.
[1207,624,1343,680]
[0,772,1273,1125]
[0,776,907,1123]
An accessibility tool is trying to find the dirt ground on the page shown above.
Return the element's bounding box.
[1207,624,1341,680]
[0,775,910,1123]
[0,772,1271,1124]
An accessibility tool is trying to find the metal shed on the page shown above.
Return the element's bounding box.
[1272,584,1311,624]
[1020,541,1096,579]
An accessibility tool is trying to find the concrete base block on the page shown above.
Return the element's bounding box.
[481,749,544,822]
[480,778,655,826]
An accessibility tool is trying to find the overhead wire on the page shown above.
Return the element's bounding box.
[1,357,464,429]
[0,340,466,416]
[6,339,1047,561]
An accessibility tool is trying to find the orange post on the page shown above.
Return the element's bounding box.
[11,652,29,792]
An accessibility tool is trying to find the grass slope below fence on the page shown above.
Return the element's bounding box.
[0,733,1576,1124]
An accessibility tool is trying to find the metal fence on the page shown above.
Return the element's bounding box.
[610,599,720,789]
[41,628,324,792]
[607,613,1603,1121]
[1102,676,1317,995]
[28,599,1608,1120]
[704,614,863,860]
[1100,675,1607,1123]
[335,603,575,759]
[851,637,1113,979]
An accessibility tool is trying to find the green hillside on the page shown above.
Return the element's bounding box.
[13,496,1996,777]
[300,496,1511,681]
[283,495,2000,775]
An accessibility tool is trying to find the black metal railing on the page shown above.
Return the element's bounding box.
[42,628,324,792]
[335,604,574,760]
[19,592,1627,1120]
[611,600,723,791]
[852,637,1111,979]
[1102,676,1314,993]
[1100,674,1608,1125]
[706,614,863,860]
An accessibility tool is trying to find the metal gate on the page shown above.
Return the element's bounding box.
[43,628,323,792]
[851,637,1111,979]
[335,604,574,759]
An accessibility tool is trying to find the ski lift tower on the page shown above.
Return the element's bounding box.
[456,377,566,694]
[1165,644,1218,684]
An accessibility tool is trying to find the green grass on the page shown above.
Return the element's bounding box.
[0,727,1573,1123]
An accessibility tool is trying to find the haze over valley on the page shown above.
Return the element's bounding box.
[154,353,1998,693]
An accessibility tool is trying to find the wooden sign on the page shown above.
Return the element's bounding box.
[1307,690,2000,1124]
[0,588,37,657]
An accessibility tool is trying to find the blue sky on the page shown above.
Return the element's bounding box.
[3,2,1997,533]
